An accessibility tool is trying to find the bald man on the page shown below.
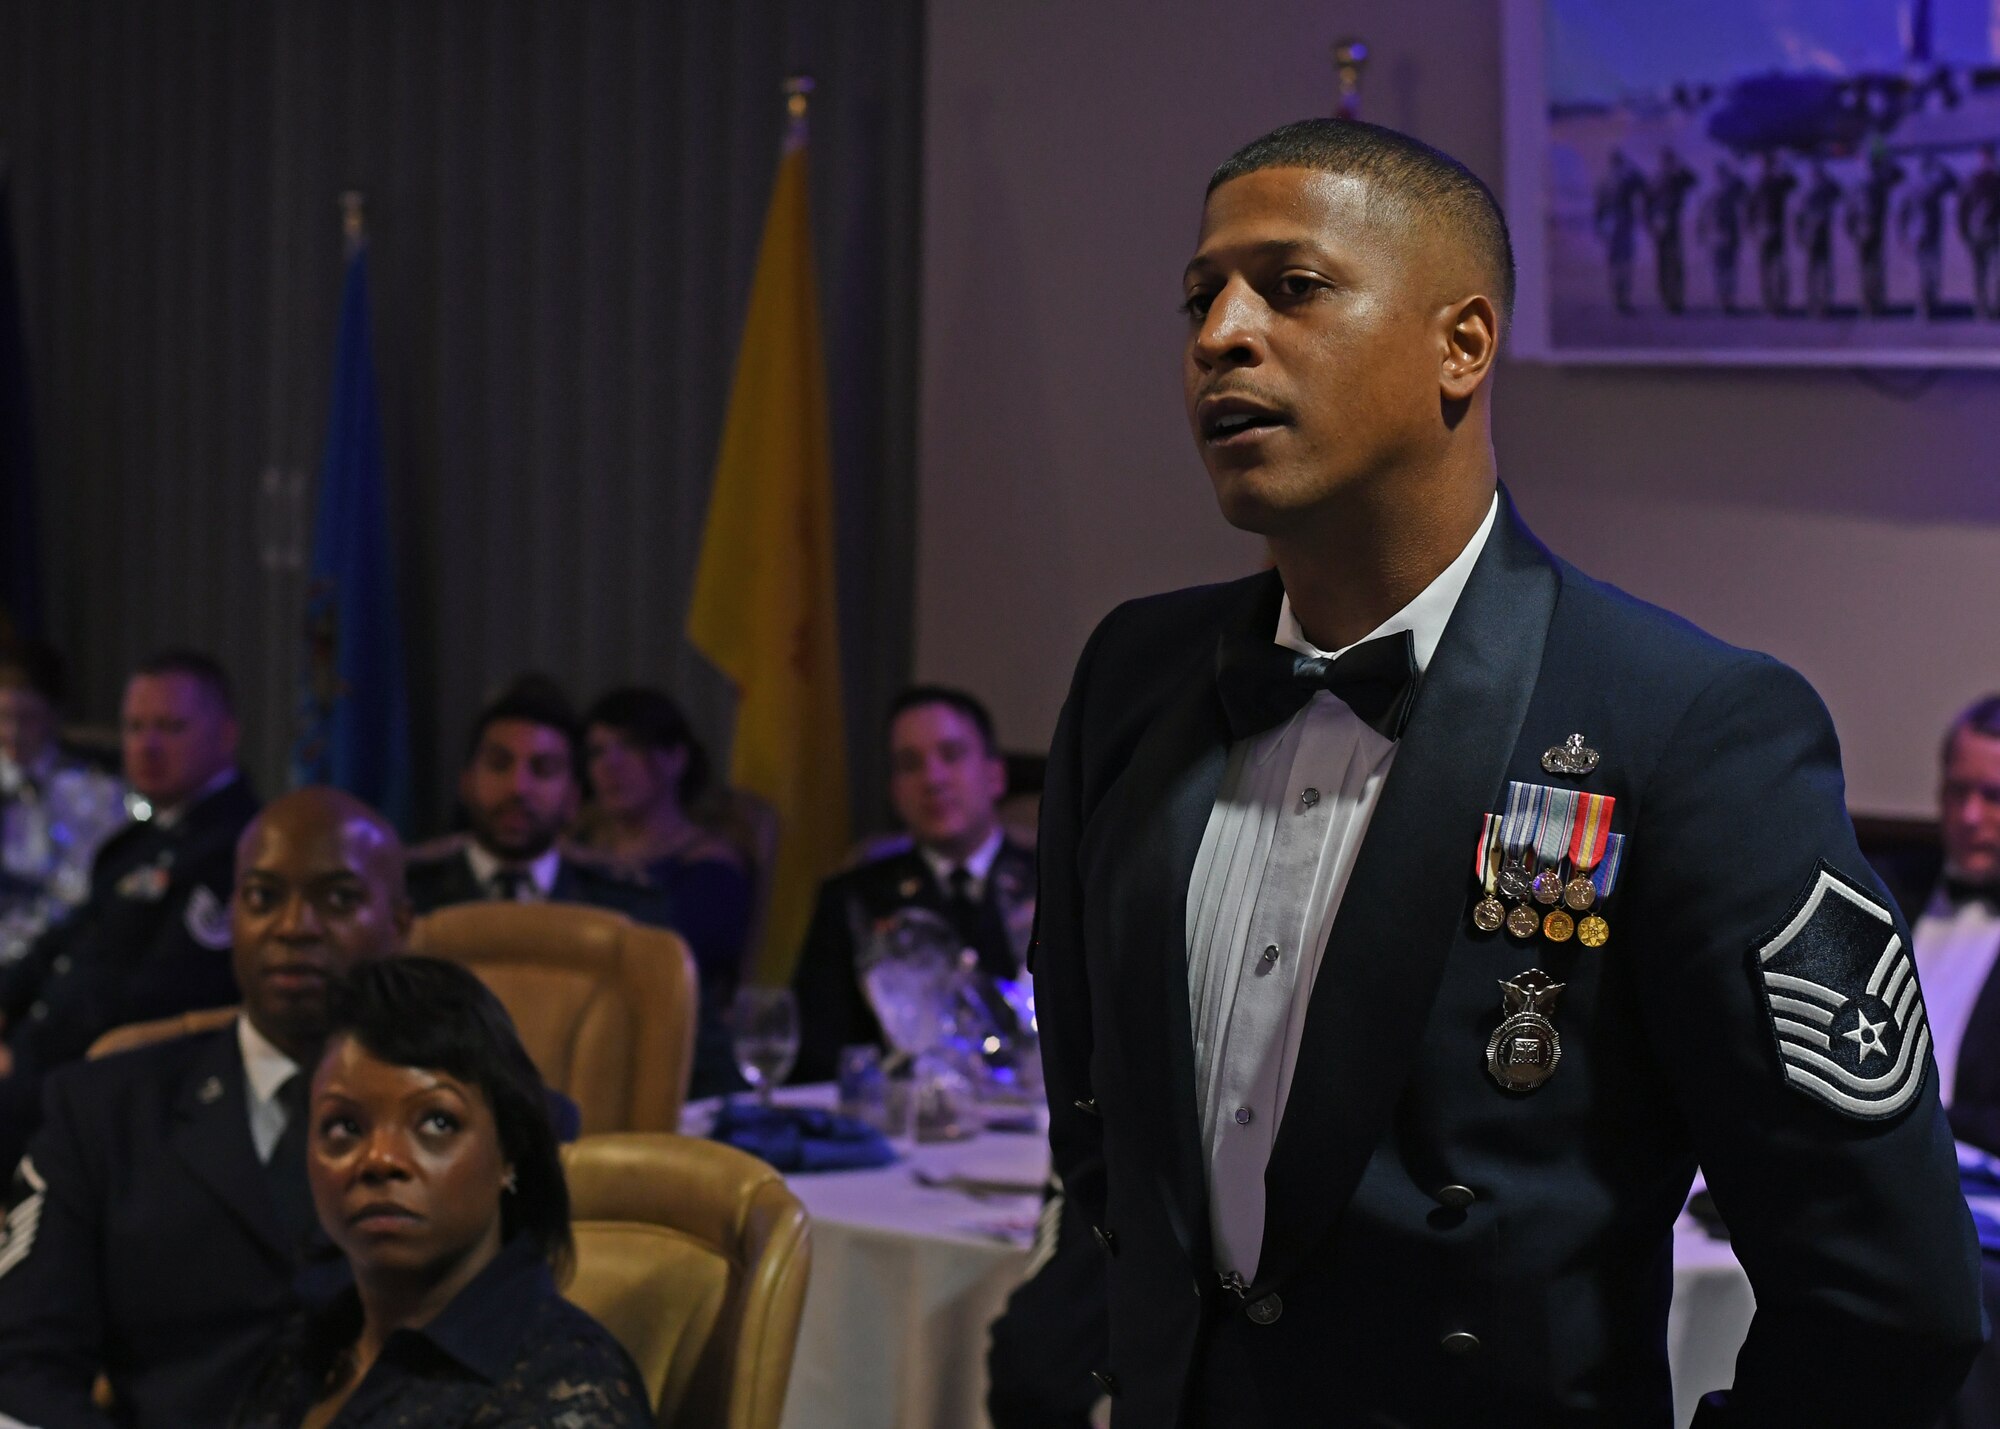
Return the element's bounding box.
[0,787,407,1429]
[1031,119,1981,1426]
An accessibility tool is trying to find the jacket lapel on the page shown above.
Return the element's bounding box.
[1251,494,1560,1294]
[166,1025,294,1266]
[1103,574,1284,1270]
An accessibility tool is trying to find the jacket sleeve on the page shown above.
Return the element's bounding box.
[1033,613,1114,1232]
[1630,657,1984,1427]
[0,1070,120,1429]
[790,878,866,1087]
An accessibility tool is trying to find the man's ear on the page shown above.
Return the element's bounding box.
[1439,293,1500,402]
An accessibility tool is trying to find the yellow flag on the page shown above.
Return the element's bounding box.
[687,124,848,987]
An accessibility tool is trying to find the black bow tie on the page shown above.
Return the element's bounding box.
[1216,628,1420,743]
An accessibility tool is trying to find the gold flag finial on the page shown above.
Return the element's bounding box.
[339,191,366,255]
[782,75,815,150]
[1331,38,1369,119]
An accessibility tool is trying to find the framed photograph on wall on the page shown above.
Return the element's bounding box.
[1503,0,2000,366]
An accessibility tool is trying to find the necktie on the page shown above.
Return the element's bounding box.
[1215,628,1420,743]
[946,866,1015,981]
[263,1072,317,1251]
[490,869,532,902]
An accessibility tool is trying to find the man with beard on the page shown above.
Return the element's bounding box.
[0,787,405,1428]
[405,679,667,923]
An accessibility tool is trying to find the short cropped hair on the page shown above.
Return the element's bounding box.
[0,639,65,706]
[131,649,234,716]
[1207,118,1516,322]
[324,956,572,1278]
[463,674,582,775]
[1944,695,2000,764]
[584,686,713,805]
[887,685,1000,757]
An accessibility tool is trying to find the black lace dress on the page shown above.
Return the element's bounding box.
[230,1238,652,1428]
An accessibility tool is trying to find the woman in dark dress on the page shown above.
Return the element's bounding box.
[232,958,652,1429]
[576,687,754,1095]
[574,687,753,988]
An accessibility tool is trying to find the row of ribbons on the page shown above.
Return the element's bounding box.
[1472,782,1626,947]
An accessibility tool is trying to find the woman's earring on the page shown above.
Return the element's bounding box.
[503,1170,519,1194]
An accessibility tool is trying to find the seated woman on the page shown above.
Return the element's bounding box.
[573,686,753,993]
[232,957,652,1429]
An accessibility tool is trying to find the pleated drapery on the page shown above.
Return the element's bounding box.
[0,0,922,833]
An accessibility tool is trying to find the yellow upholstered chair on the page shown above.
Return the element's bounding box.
[407,901,697,1134]
[562,1133,811,1429]
[88,1004,239,1059]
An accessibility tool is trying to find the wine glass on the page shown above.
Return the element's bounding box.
[732,987,801,1107]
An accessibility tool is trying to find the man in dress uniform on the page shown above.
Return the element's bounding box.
[792,686,1036,1083]
[1032,118,1983,1428]
[0,786,407,1429]
[0,651,257,1175]
[405,678,668,924]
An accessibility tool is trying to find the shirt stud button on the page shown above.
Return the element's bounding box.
[1260,944,1279,966]
[1300,787,1320,809]
[1234,1106,1253,1126]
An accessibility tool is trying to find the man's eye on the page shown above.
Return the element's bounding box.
[318,1115,359,1140]
[1180,291,1213,318]
[422,1111,460,1134]
[1277,274,1320,299]
[325,889,361,912]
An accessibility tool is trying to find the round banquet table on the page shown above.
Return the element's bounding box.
[683,1087,1755,1429]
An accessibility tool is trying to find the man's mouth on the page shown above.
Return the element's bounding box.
[1198,395,1290,445]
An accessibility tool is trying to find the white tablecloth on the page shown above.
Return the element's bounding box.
[687,1089,1754,1429]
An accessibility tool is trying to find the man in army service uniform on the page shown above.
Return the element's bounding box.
[792,686,1036,1084]
[0,651,256,1175]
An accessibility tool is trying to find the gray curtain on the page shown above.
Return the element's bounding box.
[0,0,922,833]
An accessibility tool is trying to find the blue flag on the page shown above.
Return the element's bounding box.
[294,245,411,828]
[0,166,42,642]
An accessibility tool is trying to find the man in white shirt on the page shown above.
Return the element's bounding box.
[1033,117,1980,1427]
[0,785,408,1429]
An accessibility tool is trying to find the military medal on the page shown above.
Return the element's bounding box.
[1486,969,1565,1091]
[1542,908,1574,942]
[1529,786,1579,907]
[1506,903,1542,939]
[1574,834,1626,948]
[1471,814,1505,933]
[1563,792,1616,911]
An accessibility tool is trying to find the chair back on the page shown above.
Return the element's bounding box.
[88,1004,239,1059]
[562,1133,811,1429]
[408,902,697,1133]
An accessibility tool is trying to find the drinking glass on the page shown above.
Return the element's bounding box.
[732,987,801,1107]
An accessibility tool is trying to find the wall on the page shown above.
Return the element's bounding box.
[917,0,2000,817]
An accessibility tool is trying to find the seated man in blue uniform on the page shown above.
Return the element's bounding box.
[406,678,669,925]
[1033,118,1983,1427]
[791,685,1036,1084]
[0,650,258,1175]
[0,785,407,1429]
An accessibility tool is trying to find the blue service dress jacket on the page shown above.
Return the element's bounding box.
[1032,490,1984,1428]
[0,1023,334,1429]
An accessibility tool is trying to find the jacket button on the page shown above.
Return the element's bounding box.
[28,1002,47,1021]
[1244,1293,1283,1325]
[1073,1097,1100,1118]
[1435,1184,1476,1210]
[1090,1369,1119,1395]
[1092,1225,1117,1255]
[1441,1331,1481,1355]
[51,954,71,975]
